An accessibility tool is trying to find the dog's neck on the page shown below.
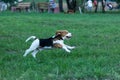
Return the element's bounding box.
[52,35,63,40]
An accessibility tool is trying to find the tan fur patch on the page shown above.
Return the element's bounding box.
[53,43,62,48]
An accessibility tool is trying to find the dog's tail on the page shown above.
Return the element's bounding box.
[25,36,37,42]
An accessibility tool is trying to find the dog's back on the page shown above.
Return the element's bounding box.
[39,37,53,47]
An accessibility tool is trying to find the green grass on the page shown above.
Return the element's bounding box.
[0,11,120,80]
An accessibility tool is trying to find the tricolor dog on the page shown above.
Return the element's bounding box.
[23,30,75,58]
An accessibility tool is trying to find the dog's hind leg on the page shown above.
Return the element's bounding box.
[23,48,33,57]
[32,49,43,58]
[23,39,39,57]
[31,49,39,58]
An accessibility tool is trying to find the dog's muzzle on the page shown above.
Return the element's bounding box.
[66,33,72,39]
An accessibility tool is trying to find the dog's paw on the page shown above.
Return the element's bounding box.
[66,49,71,53]
[70,46,75,49]
[23,54,26,57]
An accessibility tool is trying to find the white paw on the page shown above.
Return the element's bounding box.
[70,46,75,49]
[66,50,71,53]
[32,55,36,59]
[23,54,26,57]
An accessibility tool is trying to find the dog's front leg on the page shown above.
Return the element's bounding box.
[62,45,71,53]
[65,45,75,50]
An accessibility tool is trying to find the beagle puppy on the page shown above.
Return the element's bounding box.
[23,30,75,58]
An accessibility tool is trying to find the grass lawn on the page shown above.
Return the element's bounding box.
[0,12,120,80]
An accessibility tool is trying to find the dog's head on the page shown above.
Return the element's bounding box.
[55,30,72,40]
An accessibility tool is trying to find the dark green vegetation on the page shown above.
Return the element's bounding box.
[0,12,120,80]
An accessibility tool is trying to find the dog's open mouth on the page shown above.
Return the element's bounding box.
[66,36,71,38]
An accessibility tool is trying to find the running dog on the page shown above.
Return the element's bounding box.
[23,30,75,58]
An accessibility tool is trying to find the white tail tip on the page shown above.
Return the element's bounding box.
[25,36,36,42]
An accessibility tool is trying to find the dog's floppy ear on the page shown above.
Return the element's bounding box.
[56,30,68,36]
[56,31,62,35]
